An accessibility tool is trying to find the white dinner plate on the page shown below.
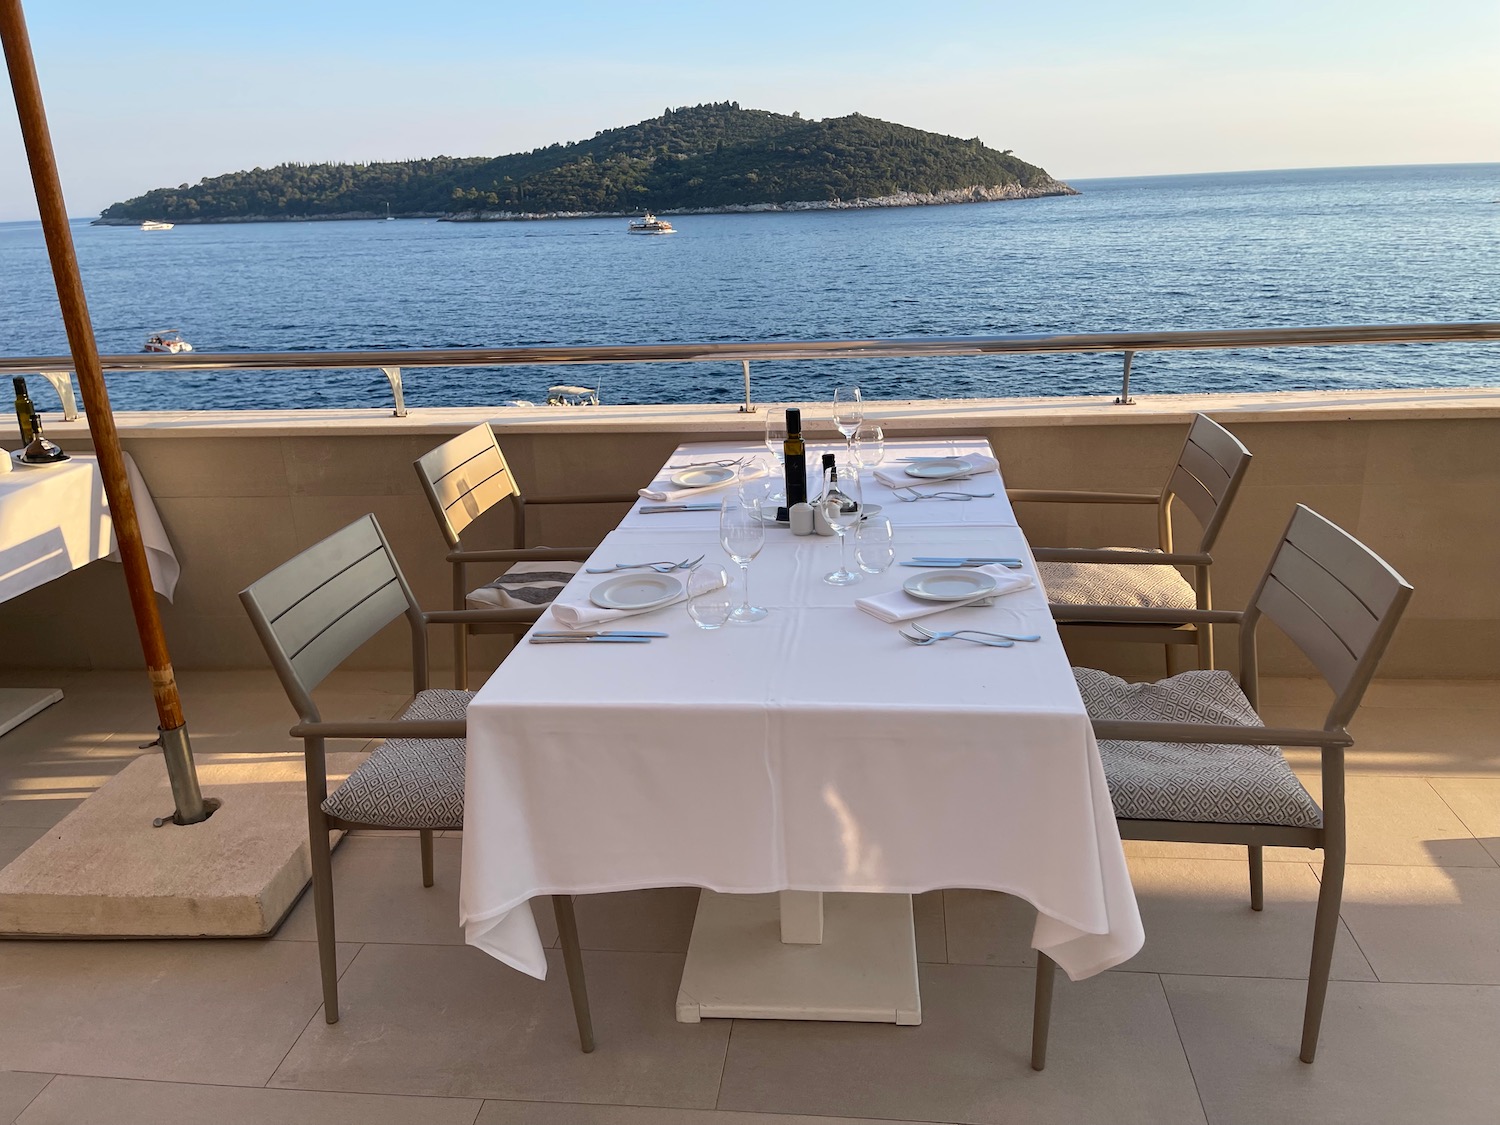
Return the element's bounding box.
[904,457,972,480]
[588,572,684,611]
[859,503,883,519]
[670,465,736,489]
[902,569,999,602]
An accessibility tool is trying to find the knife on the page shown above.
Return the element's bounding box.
[900,559,1024,569]
[532,631,668,638]
[639,503,721,513]
[529,635,653,644]
[911,556,1024,566]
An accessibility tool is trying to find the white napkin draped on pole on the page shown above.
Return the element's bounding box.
[638,462,770,503]
[855,566,1035,624]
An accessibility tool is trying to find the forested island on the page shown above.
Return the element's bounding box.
[94,104,1075,224]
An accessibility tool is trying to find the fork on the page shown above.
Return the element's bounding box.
[912,622,1041,643]
[899,628,1013,648]
[585,555,704,574]
[668,457,745,470]
[890,488,996,502]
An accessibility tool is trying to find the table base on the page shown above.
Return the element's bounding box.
[675,890,922,1025]
[0,688,64,738]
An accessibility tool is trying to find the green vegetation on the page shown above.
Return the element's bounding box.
[98,103,1071,222]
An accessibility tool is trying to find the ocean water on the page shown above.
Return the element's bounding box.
[1,163,1497,412]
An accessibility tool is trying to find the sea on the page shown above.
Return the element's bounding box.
[1,163,1496,413]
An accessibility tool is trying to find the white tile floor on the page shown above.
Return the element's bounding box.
[1,671,1497,1125]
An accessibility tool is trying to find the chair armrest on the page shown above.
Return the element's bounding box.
[1052,605,1242,624]
[291,719,467,740]
[1091,719,1352,748]
[525,492,640,506]
[447,547,593,564]
[423,608,542,625]
[1032,547,1212,566]
[1007,489,1160,505]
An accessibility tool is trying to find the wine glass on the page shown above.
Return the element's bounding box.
[856,516,895,574]
[720,497,768,622]
[832,385,863,456]
[738,457,774,511]
[853,423,885,469]
[820,462,863,585]
[686,563,733,630]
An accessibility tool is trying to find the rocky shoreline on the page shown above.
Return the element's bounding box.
[91,179,1076,226]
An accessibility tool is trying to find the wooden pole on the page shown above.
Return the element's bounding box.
[1,0,210,823]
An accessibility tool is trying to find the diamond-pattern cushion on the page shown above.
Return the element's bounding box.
[1038,549,1196,610]
[321,689,474,829]
[1075,667,1322,829]
[467,561,582,610]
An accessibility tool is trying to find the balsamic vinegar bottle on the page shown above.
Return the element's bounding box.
[782,407,808,508]
[12,377,36,446]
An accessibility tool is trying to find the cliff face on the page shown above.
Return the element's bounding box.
[97,104,1077,224]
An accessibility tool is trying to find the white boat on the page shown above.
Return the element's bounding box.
[139,220,173,231]
[545,384,600,406]
[627,213,675,235]
[143,329,193,354]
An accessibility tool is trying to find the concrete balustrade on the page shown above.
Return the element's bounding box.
[4,386,1497,680]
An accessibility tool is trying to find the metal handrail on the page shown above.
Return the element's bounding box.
[5,321,1497,420]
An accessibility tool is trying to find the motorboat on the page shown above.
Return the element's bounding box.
[627,213,675,235]
[143,330,193,354]
[139,220,173,231]
[545,384,600,406]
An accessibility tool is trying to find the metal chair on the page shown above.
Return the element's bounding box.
[414,423,637,687]
[1009,413,1252,669]
[1030,505,1412,1069]
[239,514,595,1051]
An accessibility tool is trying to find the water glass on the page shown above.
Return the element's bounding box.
[853,423,885,468]
[685,564,733,630]
[764,406,788,468]
[856,516,895,574]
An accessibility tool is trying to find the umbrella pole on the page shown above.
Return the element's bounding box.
[2,0,211,824]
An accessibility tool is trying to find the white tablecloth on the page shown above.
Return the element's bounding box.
[460,440,1142,983]
[0,453,178,603]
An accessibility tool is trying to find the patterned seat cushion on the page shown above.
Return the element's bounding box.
[1075,667,1322,829]
[321,689,474,830]
[466,561,582,610]
[1038,549,1196,610]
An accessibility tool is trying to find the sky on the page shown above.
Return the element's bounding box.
[1,0,1497,221]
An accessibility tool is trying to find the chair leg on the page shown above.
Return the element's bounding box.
[1248,845,1265,911]
[552,895,596,1053]
[1163,644,1176,677]
[420,829,435,888]
[1031,953,1056,1071]
[1300,848,1345,1063]
[454,625,469,691]
[308,808,340,1024]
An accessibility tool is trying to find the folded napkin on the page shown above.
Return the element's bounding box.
[856,565,1035,624]
[550,570,728,630]
[639,462,770,503]
[874,454,999,491]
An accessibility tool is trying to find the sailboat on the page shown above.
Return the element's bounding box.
[384,203,395,221]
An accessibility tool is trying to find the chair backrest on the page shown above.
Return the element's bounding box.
[414,424,524,549]
[240,514,421,718]
[1241,505,1413,728]
[1161,414,1253,554]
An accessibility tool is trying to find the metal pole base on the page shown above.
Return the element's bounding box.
[149,723,218,826]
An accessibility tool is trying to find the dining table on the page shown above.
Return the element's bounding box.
[459,434,1143,1026]
[0,451,178,736]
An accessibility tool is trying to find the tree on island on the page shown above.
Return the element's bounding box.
[98,103,1073,222]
